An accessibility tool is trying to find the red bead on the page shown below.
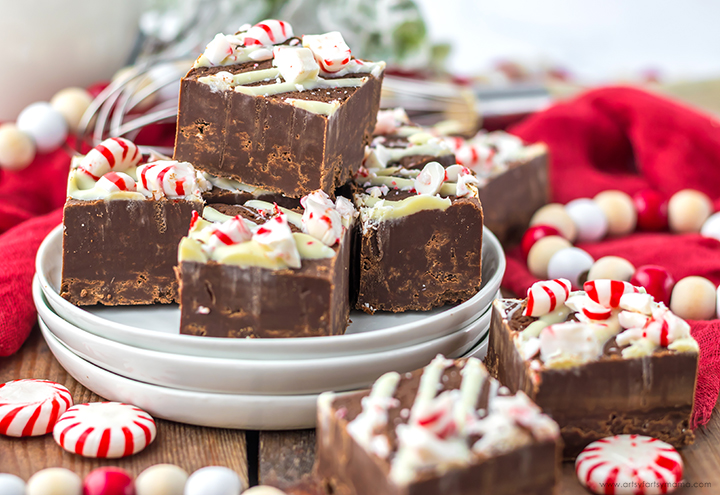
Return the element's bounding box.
[633,190,668,231]
[86,81,110,100]
[521,225,562,259]
[630,265,675,306]
[83,468,135,495]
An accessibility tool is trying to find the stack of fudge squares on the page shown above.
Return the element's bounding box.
[62,19,547,336]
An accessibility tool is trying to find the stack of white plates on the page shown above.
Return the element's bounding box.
[34,225,505,429]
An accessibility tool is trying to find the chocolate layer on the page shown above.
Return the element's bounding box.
[486,301,698,459]
[315,361,561,495]
[479,152,548,246]
[61,198,202,306]
[355,197,483,313]
[174,61,383,198]
[177,227,351,338]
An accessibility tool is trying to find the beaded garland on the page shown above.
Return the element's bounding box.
[522,188,720,321]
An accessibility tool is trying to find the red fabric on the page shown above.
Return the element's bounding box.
[506,86,720,426]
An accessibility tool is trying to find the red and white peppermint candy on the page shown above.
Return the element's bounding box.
[96,172,136,193]
[524,278,572,317]
[414,161,446,196]
[77,137,141,181]
[301,192,343,247]
[137,161,197,199]
[202,33,235,66]
[0,379,72,437]
[253,213,301,268]
[413,391,457,440]
[243,19,293,46]
[53,402,156,458]
[302,31,351,73]
[576,435,683,495]
[584,280,640,308]
[207,215,252,249]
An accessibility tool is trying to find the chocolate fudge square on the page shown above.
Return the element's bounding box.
[61,139,204,306]
[316,355,562,495]
[485,279,699,458]
[353,162,483,313]
[177,193,355,338]
[174,24,385,198]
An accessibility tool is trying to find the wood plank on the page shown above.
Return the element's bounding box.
[261,409,720,495]
[0,327,248,484]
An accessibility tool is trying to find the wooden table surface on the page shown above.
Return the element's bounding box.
[1,326,718,494]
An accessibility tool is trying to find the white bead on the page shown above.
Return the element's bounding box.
[530,203,578,242]
[593,190,637,236]
[587,256,635,282]
[670,276,716,320]
[547,247,595,289]
[0,474,25,495]
[0,123,35,170]
[27,467,82,495]
[668,189,713,233]
[565,198,609,242]
[701,212,720,241]
[243,487,288,495]
[184,466,244,495]
[50,87,93,132]
[136,464,188,495]
[16,102,68,153]
[527,235,572,279]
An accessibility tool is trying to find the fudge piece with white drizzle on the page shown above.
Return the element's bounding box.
[61,138,206,306]
[174,20,385,198]
[316,355,562,495]
[176,190,356,338]
[486,278,699,458]
[352,161,483,313]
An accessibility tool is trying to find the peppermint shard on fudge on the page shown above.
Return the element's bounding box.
[353,161,483,313]
[177,190,355,338]
[486,278,699,458]
[61,138,206,305]
[316,355,562,495]
[174,20,385,198]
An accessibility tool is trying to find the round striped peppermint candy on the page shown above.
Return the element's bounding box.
[524,278,572,317]
[0,379,72,437]
[576,435,683,495]
[53,402,157,458]
[584,280,640,308]
[77,137,141,180]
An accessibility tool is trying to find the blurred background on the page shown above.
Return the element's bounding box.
[2,0,719,128]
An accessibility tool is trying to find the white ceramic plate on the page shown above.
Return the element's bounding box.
[37,224,504,360]
[35,276,491,395]
[39,318,491,430]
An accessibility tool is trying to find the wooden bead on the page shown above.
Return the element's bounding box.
[527,235,572,279]
[27,468,82,495]
[547,247,594,289]
[530,203,577,242]
[0,123,35,170]
[184,467,243,495]
[587,256,636,282]
[565,198,608,242]
[670,276,716,320]
[113,67,157,112]
[594,190,637,236]
[668,189,712,233]
[51,87,93,132]
[135,464,188,495]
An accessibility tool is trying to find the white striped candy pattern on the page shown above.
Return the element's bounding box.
[53,402,157,458]
[584,280,640,308]
[575,435,683,495]
[207,216,253,249]
[77,137,141,181]
[524,278,572,317]
[96,172,137,193]
[302,32,351,73]
[0,379,72,437]
[243,20,293,46]
[136,161,197,199]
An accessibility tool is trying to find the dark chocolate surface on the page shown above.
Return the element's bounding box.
[355,196,484,313]
[315,361,562,495]
[485,301,698,459]
[61,198,202,306]
[174,60,383,198]
[177,227,351,338]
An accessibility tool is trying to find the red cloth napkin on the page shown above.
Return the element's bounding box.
[506,86,720,426]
